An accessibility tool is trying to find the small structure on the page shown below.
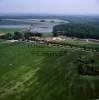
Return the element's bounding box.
[52,37,66,41]
[0,33,5,39]
[57,31,65,36]
[0,33,5,36]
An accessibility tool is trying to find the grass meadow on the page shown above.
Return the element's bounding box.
[0,41,99,100]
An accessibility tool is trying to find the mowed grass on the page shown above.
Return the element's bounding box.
[61,39,99,50]
[0,41,99,100]
[42,32,53,37]
[0,28,23,33]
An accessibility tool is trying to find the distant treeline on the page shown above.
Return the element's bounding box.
[53,23,99,39]
[1,15,99,23]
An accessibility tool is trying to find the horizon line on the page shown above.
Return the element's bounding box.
[0,13,99,16]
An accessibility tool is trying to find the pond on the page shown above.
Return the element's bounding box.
[31,23,59,33]
[0,23,58,33]
[0,19,69,33]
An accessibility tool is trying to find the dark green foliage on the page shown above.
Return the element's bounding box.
[40,20,46,22]
[24,32,42,40]
[0,32,42,40]
[53,23,99,39]
[24,32,31,40]
[77,57,99,75]
[50,20,55,23]
[13,32,23,40]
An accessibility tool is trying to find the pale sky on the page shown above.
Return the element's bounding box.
[0,0,99,15]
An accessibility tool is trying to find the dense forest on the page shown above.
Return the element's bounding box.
[53,23,99,39]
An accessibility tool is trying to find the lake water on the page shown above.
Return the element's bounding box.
[0,20,69,33]
[31,23,58,33]
[0,23,58,33]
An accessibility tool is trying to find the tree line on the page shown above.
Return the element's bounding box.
[53,23,99,39]
[0,32,42,40]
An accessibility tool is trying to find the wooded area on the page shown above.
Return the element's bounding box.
[53,23,99,39]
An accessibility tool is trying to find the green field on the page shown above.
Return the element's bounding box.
[0,28,23,33]
[42,32,53,37]
[0,41,99,100]
[60,39,99,50]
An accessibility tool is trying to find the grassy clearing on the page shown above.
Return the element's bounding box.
[0,41,99,100]
[42,32,53,37]
[0,28,23,33]
[61,39,99,50]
